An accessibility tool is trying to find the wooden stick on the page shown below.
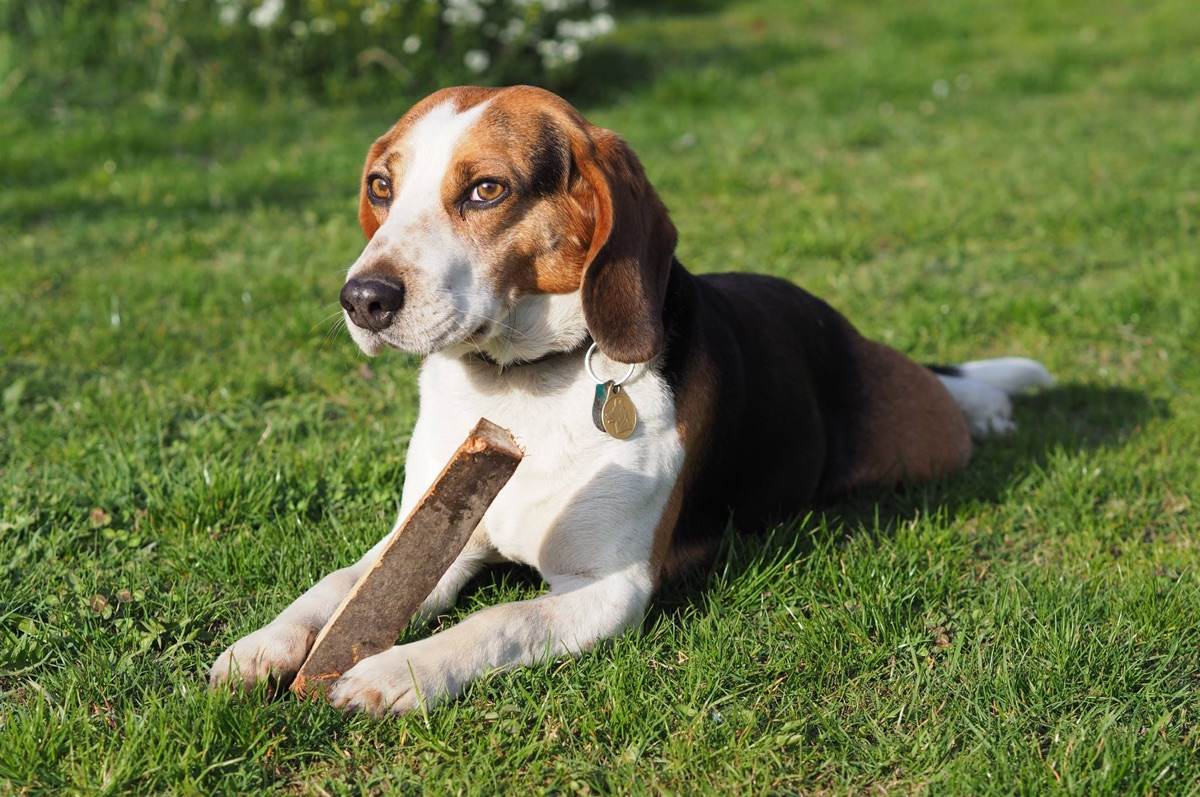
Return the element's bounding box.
[291,418,523,697]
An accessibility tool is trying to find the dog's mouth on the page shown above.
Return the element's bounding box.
[464,322,491,344]
[346,313,495,358]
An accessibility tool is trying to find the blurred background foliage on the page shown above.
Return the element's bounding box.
[0,0,616,106]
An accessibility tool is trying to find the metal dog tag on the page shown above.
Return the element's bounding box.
[592,380,638,440]
[603,387,638,439]
[592,380,613,433]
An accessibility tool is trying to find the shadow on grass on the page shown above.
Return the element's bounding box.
[8,1,828,229]
[563,19,829,109]
[654,382,1168,609]
[819,383,1166,523]
[620,0,731,13]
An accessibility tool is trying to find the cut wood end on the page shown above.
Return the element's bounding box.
[292,671,339,698]
[467,417,524,460]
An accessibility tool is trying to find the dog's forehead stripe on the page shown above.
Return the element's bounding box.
[391,99,492,221]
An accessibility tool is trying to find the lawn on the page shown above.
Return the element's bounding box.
[3,0,1200,793]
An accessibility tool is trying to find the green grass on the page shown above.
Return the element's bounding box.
[3,0,1200,793]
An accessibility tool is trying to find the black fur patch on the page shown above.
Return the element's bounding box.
[528,115,568,197]
[656,263,872,547]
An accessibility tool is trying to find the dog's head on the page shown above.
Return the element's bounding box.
[340,85,677,364]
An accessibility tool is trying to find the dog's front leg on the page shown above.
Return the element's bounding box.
[207,557,371,691]
[207,535,495,692]
[328,563,654,716]
[209,423,455,691]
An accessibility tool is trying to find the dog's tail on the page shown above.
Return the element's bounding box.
[929,358,1054,438]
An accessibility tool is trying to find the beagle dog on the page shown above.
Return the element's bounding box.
[209,85,1052,714]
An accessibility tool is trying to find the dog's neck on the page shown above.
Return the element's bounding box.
[444,291,591,369]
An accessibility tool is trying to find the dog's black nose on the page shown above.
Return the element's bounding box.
[340,277,405,332]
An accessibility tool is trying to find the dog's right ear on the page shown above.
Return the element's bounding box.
[358,137,389,240]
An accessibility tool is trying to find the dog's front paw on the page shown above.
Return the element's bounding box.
[328,641,457,717]
[208,622,315,692]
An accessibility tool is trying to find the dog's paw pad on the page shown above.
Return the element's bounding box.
[982,414,1017,437]
[209,623,314,692]
[329,643,453,717]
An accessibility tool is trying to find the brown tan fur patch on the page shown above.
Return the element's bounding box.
[844,337,972,487]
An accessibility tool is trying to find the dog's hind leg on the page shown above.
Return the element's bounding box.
[840,338,975,489]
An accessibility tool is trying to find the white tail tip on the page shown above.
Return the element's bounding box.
[958,357,1054,396]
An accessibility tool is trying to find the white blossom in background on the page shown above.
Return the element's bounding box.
[361,3,391,26]
[558,16,613,41]
[247,0,284,29]
[499,18,526,44]
[537,38,582,69]
[591,13,615,35]
[464,49,491,73]
[212,0,616,82]
[218,1,240,26]
[556,19,588,40]
[444,0,486,26]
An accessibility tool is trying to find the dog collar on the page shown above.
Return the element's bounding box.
[466,337,591,369]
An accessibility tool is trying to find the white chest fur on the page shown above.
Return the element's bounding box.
[398,351,684,584]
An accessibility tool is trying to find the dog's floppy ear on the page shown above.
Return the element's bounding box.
[572,128,677,364]
[358,137,388,240]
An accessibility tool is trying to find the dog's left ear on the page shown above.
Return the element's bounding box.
[572,128,678,364]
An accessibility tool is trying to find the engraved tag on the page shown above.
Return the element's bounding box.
[601,385,638,439]
[592,380,614,433]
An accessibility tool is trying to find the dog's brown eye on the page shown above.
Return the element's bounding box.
[367,175,392,203]
[469,181,506,203]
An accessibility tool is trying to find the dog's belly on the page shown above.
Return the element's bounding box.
[407,353,684,579]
